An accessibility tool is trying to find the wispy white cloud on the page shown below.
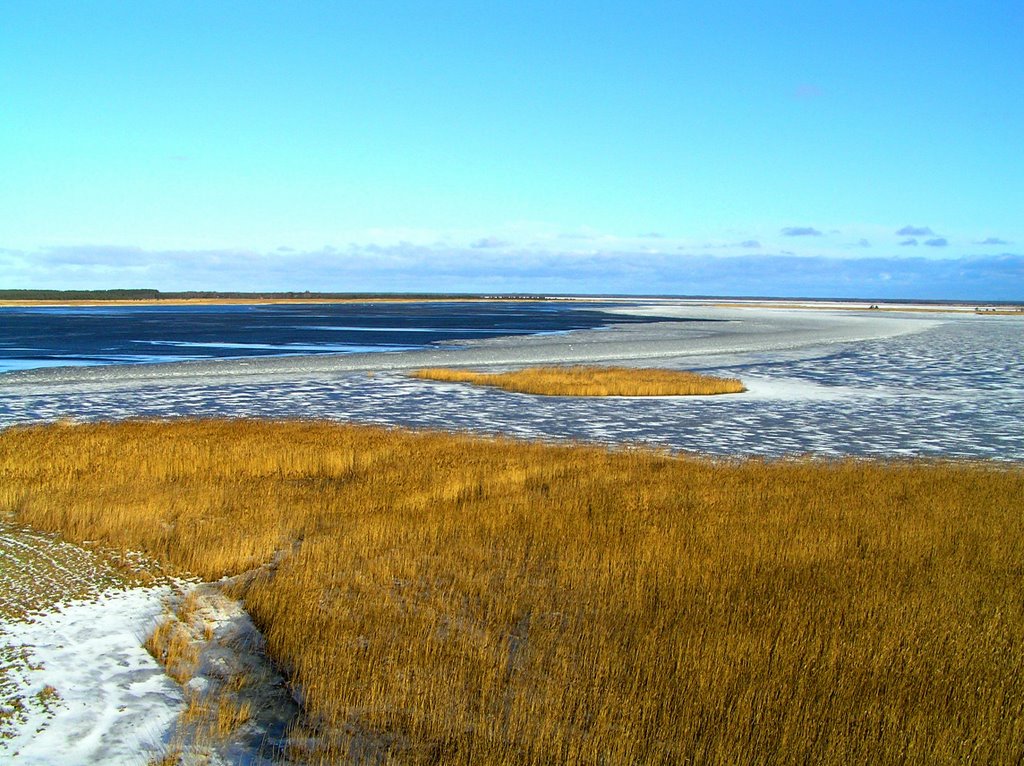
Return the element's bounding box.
[696,240,762,251]
[470,237,510,249]
[3,244,1021,300]
[161,222,1015,264]
[781,226,823,237]
[896,225,935,237]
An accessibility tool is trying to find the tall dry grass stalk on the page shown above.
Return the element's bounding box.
[144,615,198,685]
[411,365,746,396]
[1,419,1022,764]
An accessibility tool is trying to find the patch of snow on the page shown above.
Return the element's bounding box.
[0,586,182,765]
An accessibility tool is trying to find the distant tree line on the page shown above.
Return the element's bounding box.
[0,289,548,301]
[0,289,162,300]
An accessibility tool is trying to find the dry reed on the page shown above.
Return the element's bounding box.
[144,616,198,685]
[411,365,745,396]
[1,419,1022,764]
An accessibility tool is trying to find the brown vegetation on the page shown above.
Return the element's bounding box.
[144,616,199,685]
[141,585,267,763]
[1,419,1023,764]
[412,365,746,396]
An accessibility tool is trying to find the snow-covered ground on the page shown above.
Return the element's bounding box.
[0,524,181,764]
[0,524,299,765]
[0,586,182,765]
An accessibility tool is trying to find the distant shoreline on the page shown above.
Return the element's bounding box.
[0,297,545,307]
[0,291,550,307]
[1,290,1019,311]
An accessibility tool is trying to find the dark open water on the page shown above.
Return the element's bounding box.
[0,301,661,374]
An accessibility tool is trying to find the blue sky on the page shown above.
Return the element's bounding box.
[1,1,1021,298]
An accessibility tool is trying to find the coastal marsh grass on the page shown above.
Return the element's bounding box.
[411,365,746,396]
[142,587,267,761]
[144,615,199,686]
[1,419,1023,764]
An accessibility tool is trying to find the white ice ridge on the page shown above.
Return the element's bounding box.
[0,587,182,765]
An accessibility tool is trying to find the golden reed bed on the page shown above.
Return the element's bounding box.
[1,420,1022,764]
[411,365,746,396]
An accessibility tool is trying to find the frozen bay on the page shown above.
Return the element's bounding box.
[1,302,1021,460]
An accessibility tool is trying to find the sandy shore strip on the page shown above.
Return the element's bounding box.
[0,304,939,393]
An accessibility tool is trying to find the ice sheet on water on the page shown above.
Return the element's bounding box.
[0,309,1020,460]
